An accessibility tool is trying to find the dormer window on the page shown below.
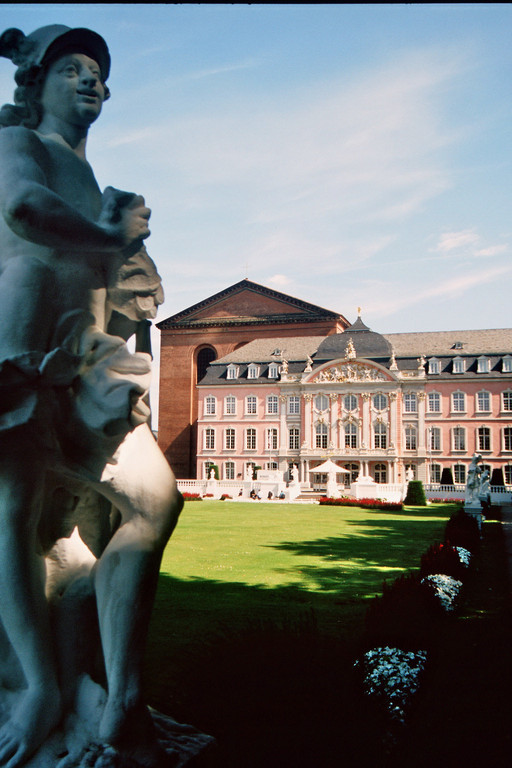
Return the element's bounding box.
[477,356,491,374]
[453,357,465,374]
[452,341,464,350]
[502,356,512,373]
[268,363,279,379]
[227,364,239,380]
[428,358,440,375]
[247,363,259,379]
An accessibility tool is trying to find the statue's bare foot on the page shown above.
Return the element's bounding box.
[0,686,61,768]
[99,698,171,767]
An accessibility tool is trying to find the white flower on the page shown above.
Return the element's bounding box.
[355,647,427,723]
[421,573,462,611]
[455,546,471,567]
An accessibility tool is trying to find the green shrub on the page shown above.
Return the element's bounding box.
[444,509,481,553]
[404,480,427,506]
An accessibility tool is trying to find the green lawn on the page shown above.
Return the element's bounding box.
[145,499,457,765]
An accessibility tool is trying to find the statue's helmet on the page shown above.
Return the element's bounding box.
[0,24,110,81]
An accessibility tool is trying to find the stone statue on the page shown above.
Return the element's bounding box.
[290,465,299,484]
[465,453,482,505]
[0,24,196,768]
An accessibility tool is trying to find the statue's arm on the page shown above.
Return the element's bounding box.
[0,128,150,252]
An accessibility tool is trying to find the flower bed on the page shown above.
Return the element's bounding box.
[355,646,427,724]
[421,574,463,612]
[319,496,403,511]
[181,492,203,501]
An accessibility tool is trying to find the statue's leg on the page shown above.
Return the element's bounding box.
[89,424,182,760]
[0,449,61,768]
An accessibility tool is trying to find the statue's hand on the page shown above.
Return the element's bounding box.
[99,186,151,248]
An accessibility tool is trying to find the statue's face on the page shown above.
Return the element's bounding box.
[40,52,106,128]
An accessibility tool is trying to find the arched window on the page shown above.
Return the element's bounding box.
[315,394,329,412]
[374,463,387,483]
[245,428,256,451]
[225,428,236,450]
[196,347,216,383]
[373,394,387,411]
[266,395,279,414]
[204,428,215,450]
[344,394,357,412]
[224,395,236,415]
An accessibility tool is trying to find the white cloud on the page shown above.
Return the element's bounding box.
[435,230,480,252]
[267,274,291,287]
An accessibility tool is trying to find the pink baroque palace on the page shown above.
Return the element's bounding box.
[157,280,512,493]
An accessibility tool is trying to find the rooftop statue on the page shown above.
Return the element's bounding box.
[0,24,191,767]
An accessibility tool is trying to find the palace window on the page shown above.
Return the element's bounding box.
[428,358,441,374]
[373,394,387,411]
[453,357,465,374]
[429,463,442,483]
[344,422,358,449]
[315,423,328,449]
[374,463,387,483]
[245,395,257,415]
[344,394,358,412]
[344,463,359,484]
[224,428,236,451]
[289,427,300,450]
[502,391,512,411]
[505,465,512,485]
[477,356,491,373]
[266,395,279,415]
[315,394,329,412]
[405,425,417,450]
[204,461,214,479]
[477,426,491,452]
[503,356,512,373]
[403,393,417,413]
[476,391,491,412]
[245,428,256,451]
[454,464,466,484]
[226,364,239,380]
[452,427,466,451]
[266,428,278,451]
[288,395,300,415]
[247,364,259,379]
[452,391,466,413]
[429,427,441,451]
[428,392,441,413]
[224,395,236,415]
[204,428,215,450]
[224,461,235,480]
[374,422,387,449]
[205,395,216,416]
[268,363,279,379]
[504,427,512,452]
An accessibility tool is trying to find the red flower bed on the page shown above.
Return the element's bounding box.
[319,496,403,511]
[181,492,203,501]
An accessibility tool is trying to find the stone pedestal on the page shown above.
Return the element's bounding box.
[464,501,483,530]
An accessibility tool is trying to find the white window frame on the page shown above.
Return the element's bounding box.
[429,463,442,483]
[288,395,301,415]
[314,394,329,412]
[427,392,441,413]
[428,358,440,375]
[374,422,387,449]
[476,390,491,413]
[205,395,216,416]
[505,465,512,485]
[452,357,465,374]
[268,363,279,379]
[477,425,491,452]
[226,364,239,380]
[405,425,417,450]
[373,393,388,411]
[245,428,256,451]
[344,422,358,449]
[266,428,278,451]
[502,391,512,412]
[204,427,215,450]
[224,395,236,415]
[503,356,512,373]
[315,422,328,448]
[452,426,466,452]
[224,428,236,451]
[343,394,358,412]
[504,427,512,452]
[403,393,417,413]
[224,461,235,480]
[454,463,466,484]
[266,395,279,415]
[477,356,491,374]
[452,391,466,413]
[428,426,441,451]
[247,363,259,379]
[289,427,300,450]
[245,395,257,415]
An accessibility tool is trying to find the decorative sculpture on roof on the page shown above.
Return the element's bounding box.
[345,338,356,360]
[0,24,189,768]
[313,362,388,383]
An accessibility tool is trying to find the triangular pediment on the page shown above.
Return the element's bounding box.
[305,358,396,384]
[157,279,349,329]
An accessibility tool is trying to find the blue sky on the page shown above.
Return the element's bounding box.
[1,3,510,338]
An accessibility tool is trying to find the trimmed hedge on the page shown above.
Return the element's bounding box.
[404,480,427,506]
